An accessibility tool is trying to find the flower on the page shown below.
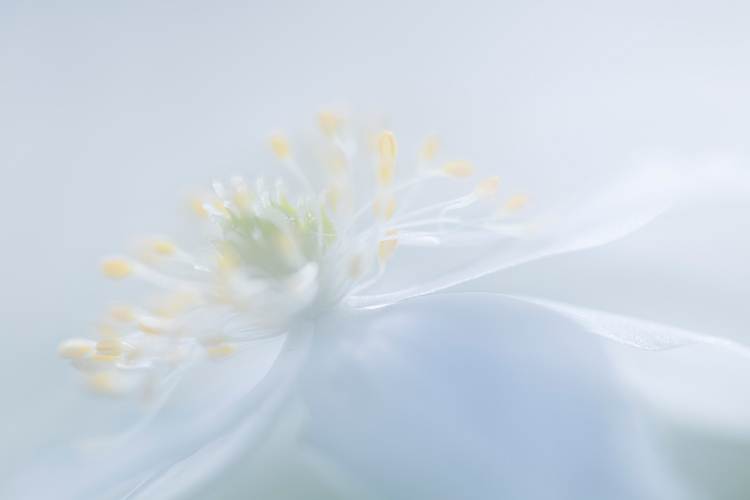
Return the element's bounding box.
[56,112,515,400]
[11,109,750,500]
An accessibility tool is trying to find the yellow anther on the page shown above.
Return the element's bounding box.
[377,131,398,163]
[270,135,290,158]
[234,189,253,208]
[319,110,338,138]
[108,304,134,322]
[96,338,124,357]
[152,238,176,255]
[190,197,208,217]
[136,318,163,335]
[441,161,475,178]
[216,252,239,271]
[374,193,395,220]
[378,162,395,184]
[474,176,501,200]
[378,231,398,261]
[58,338,94,359]
[206,344,236,361]
[505,194,529,211]
[276,233,299,263]
[212,200,229,214]
[101,259,132,279]
[422,137,439,161]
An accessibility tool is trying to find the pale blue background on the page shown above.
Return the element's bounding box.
[2,0,750,497]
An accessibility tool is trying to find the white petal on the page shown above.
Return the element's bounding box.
[462,196,750,344]
[299,292,683,499]
[10,328,311,500]
[349,161,750,308]
[511,295,750,435]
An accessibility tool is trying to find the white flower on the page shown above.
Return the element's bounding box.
[10,110,750,500]
[56,113,512,399]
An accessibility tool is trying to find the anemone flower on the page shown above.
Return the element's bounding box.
[9,109,750,500]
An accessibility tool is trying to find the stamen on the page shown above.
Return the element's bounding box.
[216,252,239,271]
[421,137,439,162]
[152,238,176,255]
[374,193,395,220]
[275,233,303,267]
[474,176,501,200]
[319,110,338,138]
[101,258,133,279]
[71,353,119,373]
[388,194,472,224]
[203,201,228,220]
[231,176,253,208]
[377,131,398,163]
[440,161,474,178]
[206,344,236,361]
[58,339,95,359]
[270,135,290,159]
[127,261,200,291]
[108,303,135,322]
[378,162,395,184]
[190,197,208,217]
[96,338,128,357]
[91,354,119,363]
[136,317,168,335]
[213,180,228,200]
[504,194,529,211]
[378,231,398,261]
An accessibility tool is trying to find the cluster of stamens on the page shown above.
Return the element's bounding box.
[59,109,530,397]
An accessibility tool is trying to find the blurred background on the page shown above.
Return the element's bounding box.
[2,0,750,498]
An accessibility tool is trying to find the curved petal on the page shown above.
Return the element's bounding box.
[509,295,750,435]
[459,195,750,345]
[349,161,750,308]
[299,292,683,499]
[505,294,750,498]
[8,326,312,500]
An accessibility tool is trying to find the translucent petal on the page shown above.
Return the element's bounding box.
[9,328,311,500]
[349,161,750,308]
[511,295,750,435]
[462,196,750,344]
[299,292,682,499]
[500,294,750,497]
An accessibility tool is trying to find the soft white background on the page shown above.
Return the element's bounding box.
[2,0,750,496]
